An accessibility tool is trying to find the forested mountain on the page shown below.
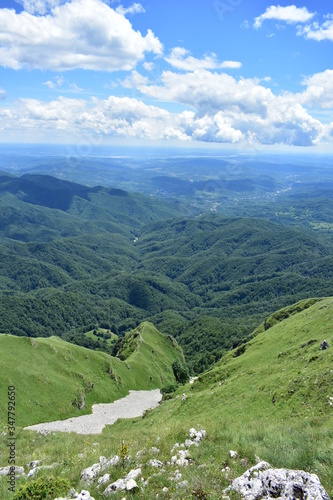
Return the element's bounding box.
[1,172,333,372]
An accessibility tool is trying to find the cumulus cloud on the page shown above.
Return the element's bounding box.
[143,62,155,71]
[122,70,149,89]
[254,5,315,29]
[298,18,333,41]
[115,3,145,15]
[0,87,7,99]
[0,0,162,71]
[165,47,241,71]
[140,70,272,117]
[138,68,330,146]
[18,0,64,15]
[300,70,333,108]
[1,65,330,147]
[0,95,188,141]
[0,42,332,147]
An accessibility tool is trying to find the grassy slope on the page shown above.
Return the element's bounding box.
[0,322,183,428]
[1,298,332,499]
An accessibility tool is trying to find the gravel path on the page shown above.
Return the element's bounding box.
[24,389,162,435]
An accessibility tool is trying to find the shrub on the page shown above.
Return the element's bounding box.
[172,360,189,384]
[161,382,179,399]
[13,476,70,500]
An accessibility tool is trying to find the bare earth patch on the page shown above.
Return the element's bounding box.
[24,389,162,435]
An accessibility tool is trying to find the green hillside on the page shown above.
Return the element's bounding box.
[0,322,184,428]
[0,298,332,499]
[1,173,333,373]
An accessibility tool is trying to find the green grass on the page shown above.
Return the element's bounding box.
[84,328,117,346]
[0,322,183,428]
[1,298,332,499]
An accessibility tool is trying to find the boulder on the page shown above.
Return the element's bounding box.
[97,474,110,487]
[0,465,24,476]
[225,461,330,499]
[125,478,139,491]
[27,462,58,478]
[81,455,119,483]
[103,468,141,495]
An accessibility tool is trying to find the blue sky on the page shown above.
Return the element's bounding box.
[0,0,332,151]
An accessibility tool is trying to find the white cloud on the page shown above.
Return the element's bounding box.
[165,47,241,71]
[115,3,145,15]
[0,95,185,141]
[220,61,242,69]
[0,87,7,99]
[300,70,333,108]
[254,5,315,29]
[122,70,149,89]
[139,68,329,146]
[43,76,64,88]
[140,70,272,116]
[298,19,333,41]
[43,80,56,89]
[1,65,332,147]
[143,61,155,71]
[18,0,64,15]
[0,0,162,71]
[69,83,83,92]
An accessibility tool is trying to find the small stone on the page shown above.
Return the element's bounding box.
[229,450,238,459]
[148,459,163,468]
[320,340,330,350]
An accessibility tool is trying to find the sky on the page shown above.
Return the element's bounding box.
[0,0,332,152]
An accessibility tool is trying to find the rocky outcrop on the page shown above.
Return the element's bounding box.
[168,427,207,467]
[27,461,58,478]
[225,460,330,499]
[102,468,141,495]
[80,455,119,483]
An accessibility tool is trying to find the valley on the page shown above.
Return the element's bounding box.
[0,150,332,498]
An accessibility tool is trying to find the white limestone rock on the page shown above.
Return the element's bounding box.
[103,468,141,495]
[81,455,119,483]
[226,461,330,499]
[125,478,139,491]
[97,473,110,487]
[126,468,142,481]
[55,489,94,500]
[148,459,163,468]
[0,465,24,476]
